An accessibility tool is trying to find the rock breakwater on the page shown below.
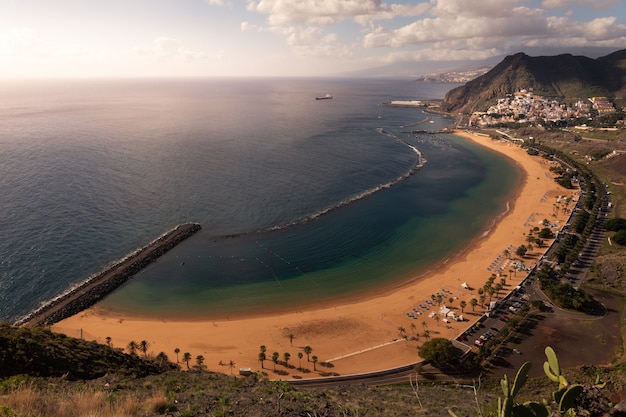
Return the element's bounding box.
[17,223,202,327]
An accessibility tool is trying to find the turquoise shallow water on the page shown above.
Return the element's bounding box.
[0,78,519,322]
[99,133,520,319]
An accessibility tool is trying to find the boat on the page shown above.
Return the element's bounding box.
[315,93,333,100]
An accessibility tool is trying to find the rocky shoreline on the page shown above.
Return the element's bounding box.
[17,223,202,328]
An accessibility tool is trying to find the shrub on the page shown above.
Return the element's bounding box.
[613,230,626,246]
[605,217,626,231]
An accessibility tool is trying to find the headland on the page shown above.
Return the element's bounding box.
[19,223,201,327]
[51,132,574,378]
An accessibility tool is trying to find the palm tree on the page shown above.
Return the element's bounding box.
[283,352,291,367]
[174,347,180,363]
[397,326,406,337]
[182,352,192,369]
[139,340,150,357]
[503,249,510,259]
[271,352,279,371]
[156,352,169,368]
[423,330,431,340]
[258,351,266,369]
[297,352,303,370]
[459,300,467,313]
[228,360,236,375]
[421,321,427,330]
[287,333,295,347]
[105,336,112,348]
[495,283,503,298]
[479,294,486,307]
[470,298,478,311]
[311,355,318,371]
[410,323,417,337]
[127,340,138,355]
[303,346,312,362]
[195,355,205,370]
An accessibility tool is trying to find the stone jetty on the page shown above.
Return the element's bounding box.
[17,223,202,327]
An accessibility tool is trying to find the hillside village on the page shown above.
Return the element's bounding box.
[469,89,621,128]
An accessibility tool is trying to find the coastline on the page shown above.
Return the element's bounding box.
[52,131,575,378]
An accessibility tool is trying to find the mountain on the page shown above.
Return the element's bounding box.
[442,49,626,113]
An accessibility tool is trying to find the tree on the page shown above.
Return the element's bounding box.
[258,351,266,369]
[228,360,236,375]
[459,300,467,313]
[398,326,406,338]
[423,330,431,340]
[195,355,205,370]
[127,340,138,355]
[156,352,169,368]
[105,336,112,348]
[311,355,318,371]
[271,352,279,371]
[297,352,303,369]
[287,333,295,347]
[283,352,291,367]
[418,338,457,368]
[174,347,180,363]
[139,340,150,357]
[516,245,528,257]
[470,298,478,311]
[183,352,192,369]
[495,283,503,298]
[303,346,312,362]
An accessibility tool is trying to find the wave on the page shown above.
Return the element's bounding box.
[480,200,511,238]
[220,128,427,240]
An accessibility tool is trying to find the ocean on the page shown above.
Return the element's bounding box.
[0,78,519,322]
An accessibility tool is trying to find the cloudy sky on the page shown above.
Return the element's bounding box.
[1,0,625,78]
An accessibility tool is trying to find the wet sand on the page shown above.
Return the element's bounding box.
[52,131,575,378]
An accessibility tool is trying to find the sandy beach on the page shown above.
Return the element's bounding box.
[52,131,575,378]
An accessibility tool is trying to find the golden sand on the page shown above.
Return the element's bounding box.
[53,131,575,378]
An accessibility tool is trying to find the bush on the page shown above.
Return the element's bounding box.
[418,338,457,368]
[613,230,626,246]
[605,217,626,231]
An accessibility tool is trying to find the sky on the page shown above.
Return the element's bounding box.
[1,0,625,78]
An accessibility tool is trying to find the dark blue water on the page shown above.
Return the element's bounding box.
[0,78,519,322]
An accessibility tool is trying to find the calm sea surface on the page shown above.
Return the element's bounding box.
[0,78,519,322]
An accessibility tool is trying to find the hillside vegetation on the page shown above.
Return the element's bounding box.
[0,323,170,380]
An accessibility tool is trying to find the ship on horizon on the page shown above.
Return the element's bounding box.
[315,93,333,100]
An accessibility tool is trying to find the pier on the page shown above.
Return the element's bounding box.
[17,223,202,327]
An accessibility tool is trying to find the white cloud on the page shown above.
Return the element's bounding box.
[134,37,208,61]
[246,0,428,27]
[541,0,620,9]
[0,27,89,57]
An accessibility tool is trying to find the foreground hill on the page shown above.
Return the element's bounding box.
[442,49,626,113]
[0,323,169,380]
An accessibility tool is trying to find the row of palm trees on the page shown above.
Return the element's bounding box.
[258,344,319,372]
